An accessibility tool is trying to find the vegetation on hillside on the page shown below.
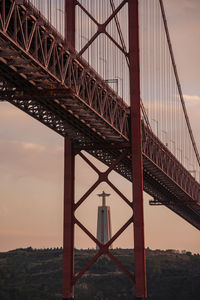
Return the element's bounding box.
[0,247,199,299]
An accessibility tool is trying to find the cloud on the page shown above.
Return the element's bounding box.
[22,142,46,152]
[0,139,63,183]
[184,94,200,102]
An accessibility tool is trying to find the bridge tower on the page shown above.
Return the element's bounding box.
[1,0,200,299]
[63,0,146,299]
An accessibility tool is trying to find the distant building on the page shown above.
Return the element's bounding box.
[96,191,112,249]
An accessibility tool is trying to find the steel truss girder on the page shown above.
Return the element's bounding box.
[0,0,129,140]
[1,87,199,202]
[0,1,199,227]
[0,87,199,230]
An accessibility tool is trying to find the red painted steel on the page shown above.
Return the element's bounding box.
[0,0,200,299]
[63,2,76,299]
[1,87,200,211]
[128,0,147,298]
[74,217,135,284]
[72,150,136,284]
[63,139,75,300]
[0,0,199,230]
[65,0,75,48]
[77,0,128,57]
[0,0,130,139]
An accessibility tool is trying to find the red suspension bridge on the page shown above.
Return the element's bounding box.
[0,0,199,299]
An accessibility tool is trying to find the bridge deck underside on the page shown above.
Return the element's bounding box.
[0,0,199,230]
[0,61,199,230]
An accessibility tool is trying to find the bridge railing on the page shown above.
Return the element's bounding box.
[0,0,200,207]
[0,0,130,138]
[143,124,200,204]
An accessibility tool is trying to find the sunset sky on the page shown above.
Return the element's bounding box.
[0,0,200,253]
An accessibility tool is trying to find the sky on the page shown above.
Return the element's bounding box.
[0,0,200,253]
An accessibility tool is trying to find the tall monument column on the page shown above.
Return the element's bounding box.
[96,191,112,248]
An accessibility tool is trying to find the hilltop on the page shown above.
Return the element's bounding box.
[0,247,199,299]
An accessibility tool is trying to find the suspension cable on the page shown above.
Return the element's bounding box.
[159,0,200,167]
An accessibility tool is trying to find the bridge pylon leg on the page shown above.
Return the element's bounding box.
[63,139,75,300]
[63,0,147,298]
[128,0,147,298]
[64,1,76,299]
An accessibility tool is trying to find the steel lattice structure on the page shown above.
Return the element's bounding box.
[0,0,200,299]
